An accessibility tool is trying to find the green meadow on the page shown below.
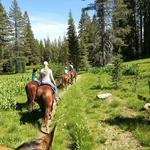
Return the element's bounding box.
[0,58,150,149]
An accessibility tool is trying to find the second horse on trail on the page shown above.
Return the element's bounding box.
[25,81,55,132]
[68,69,77,84]
[61,74,72,89]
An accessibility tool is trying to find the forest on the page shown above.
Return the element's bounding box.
[0,0,150,73]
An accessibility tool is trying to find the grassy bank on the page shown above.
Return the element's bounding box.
[53,58,150,149]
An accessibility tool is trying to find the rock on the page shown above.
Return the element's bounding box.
[97,93,112,99]
[144,103,150,110]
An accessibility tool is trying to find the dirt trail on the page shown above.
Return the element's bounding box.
[38,75,80,137]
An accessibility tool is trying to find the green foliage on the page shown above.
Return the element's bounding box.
[123,64,139,76]
[68,122,93,150]
[0,73,30,110]
[112,54,123,88]
[78,11,91,70]
[67,11,79,68]
[9,0,24,56]
[15,57,27,73]
[136,125,150,146]
[88,65,113,74]
[2,58,15,73]
[112,0,131,54]
[49,63,64,79]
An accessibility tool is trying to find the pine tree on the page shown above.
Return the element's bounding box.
[9,0,24,57]
[83,0,113,66]
[78,10,91,70]
[58,36,69,65]
[67,11,79,69]
[23,11,35,65]
[0,2,11,63]
[112,0,131,57]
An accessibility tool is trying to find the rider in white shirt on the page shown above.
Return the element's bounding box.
[40,61,60,102]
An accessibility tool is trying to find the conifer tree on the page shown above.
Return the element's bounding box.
[58,36,69,65]
[0,2,11,63]
[9,0,24,57]
[112,0,131,56]
[23,11,35,65]
[78,10,91,70]
[67,11,79,69]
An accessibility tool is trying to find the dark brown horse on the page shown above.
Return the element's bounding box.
[61,74,71,89]
[68,69,77,84]
[25,81,55,131]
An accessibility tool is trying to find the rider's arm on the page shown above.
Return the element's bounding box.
[49,70,56,85]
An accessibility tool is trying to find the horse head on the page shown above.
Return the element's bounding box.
[16,123,57,150]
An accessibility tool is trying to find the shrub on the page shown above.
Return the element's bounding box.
[3,58,15,73]
[111,54,123,88]
[123,64,139,76]
[68,122,94,150]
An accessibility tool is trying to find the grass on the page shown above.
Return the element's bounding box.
[0,58,150,149]
[0,95,39,148]
[52,58,150,149]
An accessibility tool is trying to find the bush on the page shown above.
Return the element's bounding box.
[3,59,15,73]
[123,64,139,76]
[68,122,94,150]
[111,54,123,88]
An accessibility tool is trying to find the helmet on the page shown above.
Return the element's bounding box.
[44,61,48,66]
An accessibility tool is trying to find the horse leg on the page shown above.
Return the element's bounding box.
[65,79,67,90]
[31,89,37,111]
[44,107,49,131]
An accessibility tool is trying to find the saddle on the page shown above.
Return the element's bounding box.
[40,83,55,93]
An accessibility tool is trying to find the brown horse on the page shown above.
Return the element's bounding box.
[25,81,39,111]
[16,123,56,150]
[61,74,71,89]
[68,69,77,84]
[0,123,56,150]
[25,81,55,131]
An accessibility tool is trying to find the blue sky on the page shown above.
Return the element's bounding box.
[1,0,94,41]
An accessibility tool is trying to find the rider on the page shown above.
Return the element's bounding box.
[68,63,73,71]
[32,68,38,81]
[64,66,70,77]
[40,61,60,102]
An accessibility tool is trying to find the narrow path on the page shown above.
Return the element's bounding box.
[38,75,80,137]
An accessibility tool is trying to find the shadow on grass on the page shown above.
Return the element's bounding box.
[16,102,27,111]
[67,143,77,150]
[19,109,42,128]
[90,85,114,90]
[105,116,150,131]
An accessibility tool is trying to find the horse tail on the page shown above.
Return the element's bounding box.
[25,81,38,111]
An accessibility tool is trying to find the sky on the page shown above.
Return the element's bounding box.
[1,0,94,41]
